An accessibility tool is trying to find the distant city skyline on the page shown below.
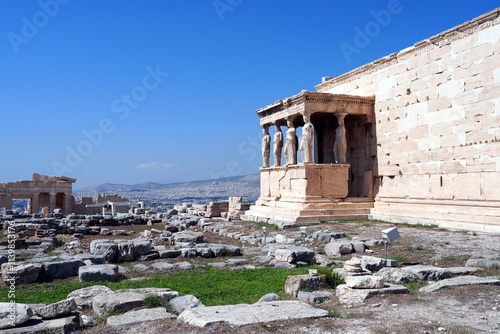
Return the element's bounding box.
[1,1,498,189]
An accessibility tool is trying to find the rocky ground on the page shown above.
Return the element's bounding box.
[3,218,500,334]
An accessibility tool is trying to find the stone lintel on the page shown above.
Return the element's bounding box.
[256,91,374,126]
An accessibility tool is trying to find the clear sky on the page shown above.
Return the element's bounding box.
[1,0,498,190]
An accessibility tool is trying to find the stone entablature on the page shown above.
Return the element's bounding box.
[257,91,374,126]
[0,174,76,215]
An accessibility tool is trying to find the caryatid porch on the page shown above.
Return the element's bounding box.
[243,91,375,228]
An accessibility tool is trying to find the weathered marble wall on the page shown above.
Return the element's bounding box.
[315,9,500,232]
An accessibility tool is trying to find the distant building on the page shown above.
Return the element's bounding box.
[0,173,75,215]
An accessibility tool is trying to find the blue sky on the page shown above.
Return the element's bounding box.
[1,0,498,189]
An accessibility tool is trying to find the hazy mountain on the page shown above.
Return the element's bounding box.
[75,174,261,203]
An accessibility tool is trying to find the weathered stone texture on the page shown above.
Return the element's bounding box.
[315,9,500,232]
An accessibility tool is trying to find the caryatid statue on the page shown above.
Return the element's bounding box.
[273,123,283,166]
[261,124,271,167]
[284,118,297,165]
[334,113,347,164]
[300,114,314,163]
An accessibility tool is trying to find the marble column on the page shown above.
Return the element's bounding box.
[273,122,283,166]
[31,193,40,214]
[64,193,73,215]
[261,124,271,168]
[49,192,56,213]
[334,113,347,164]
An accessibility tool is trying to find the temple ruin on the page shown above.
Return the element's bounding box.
[244,9,500,232]
[0,173,75,215]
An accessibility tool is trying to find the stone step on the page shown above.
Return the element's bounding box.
[373,200,500,217]
[371,206,500,225]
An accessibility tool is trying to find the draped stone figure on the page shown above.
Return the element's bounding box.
[334,113,347,164]
[273,124,283,166]
[261,125,271,167]
[284,119,297,165]
[300,115,314,163]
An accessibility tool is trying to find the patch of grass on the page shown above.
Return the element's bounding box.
[317,268,345,288]
[260,323,280,332]
[403,281,427,294]
[0,267,313,306]
[240,221,280,231]
[325,309,342,318]
[396,222,442,229]
[390,254,408,262]
[143,294,169,308]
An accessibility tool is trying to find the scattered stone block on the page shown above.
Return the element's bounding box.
[361,256,387,272]
[385,259,398,267]
[314,254,338,267]
[151,262,175,271]
[173,231,204,244]
[0,313,81,334]
[297,291,334,304]
[419,276,500,293]
[197,247,214,258]
[225,258,247,265]
[132,264,150,271]
[344,258,363,272]
[43,260,82,280]
[78,264,119,282]
[336,283,408,304]
[465,259,500,267]
[253,255,271,263]
[169,295,204,313]
[107,307,176,327]
[34,298,77,319]
[73,254,105,265]
[91,242,118,262]
[274,249,296,263]
[364,239,384,247]
[138,251,159,261]
[181,248,198,258]
[67,285,113,308]
[92,292,145,316]
[375,265,452,283]
[117,288,180,302]
[132,239,152,258]
[345,275,385,289]
[0,303,33,329]
[257,293,281,303]
[264,245,315,264]
[178,301,329,327]
[1,263,42,285]
[312,230,346,243]
[175,262,193,270]
[158,249,181,258]
[285,274,329,297]
[324,240,353,256]
[446,267,481,275]
[351,241,365,253]
[116,242,135,262]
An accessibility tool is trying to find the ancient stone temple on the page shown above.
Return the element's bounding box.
[245,8,500,232]
[243,92,376,227]
[0,173,76,215]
